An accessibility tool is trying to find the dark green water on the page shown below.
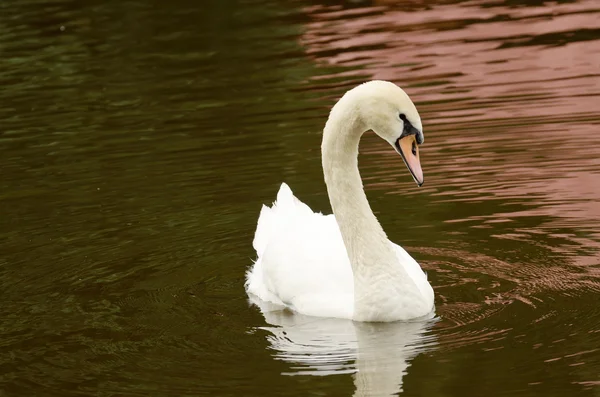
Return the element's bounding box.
[1,0,599,395]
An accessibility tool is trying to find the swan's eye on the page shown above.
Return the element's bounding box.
[399,113,407,121]
[412,141,417,156]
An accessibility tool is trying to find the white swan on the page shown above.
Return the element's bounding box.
[246,80,434,322]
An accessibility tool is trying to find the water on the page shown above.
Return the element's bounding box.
[1,0,599,395]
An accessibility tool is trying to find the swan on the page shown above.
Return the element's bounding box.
[245,80,434,322]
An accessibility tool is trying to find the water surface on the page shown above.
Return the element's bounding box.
[1,0,599,395]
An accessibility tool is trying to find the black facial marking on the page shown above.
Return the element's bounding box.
[416,132,423,145]
[400,117,423,144]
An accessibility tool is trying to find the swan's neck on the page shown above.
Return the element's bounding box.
[322,113,390,266]
[322,102,415,321]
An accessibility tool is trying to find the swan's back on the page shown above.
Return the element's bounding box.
[246,183,355,319]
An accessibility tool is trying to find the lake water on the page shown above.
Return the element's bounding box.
[1,0,599,395]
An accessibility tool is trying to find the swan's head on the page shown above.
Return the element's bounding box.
[351,81,425,186]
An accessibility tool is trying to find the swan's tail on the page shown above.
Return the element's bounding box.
[252,183,315,256]
[247,183,300,304]
[246,182,322,307]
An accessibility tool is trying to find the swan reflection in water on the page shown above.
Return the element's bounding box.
[251,297,437,396]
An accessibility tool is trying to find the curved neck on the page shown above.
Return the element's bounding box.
[322,112,390,265]
[321,92,429,321]
[322,106,417,321]
[323,98,413,265]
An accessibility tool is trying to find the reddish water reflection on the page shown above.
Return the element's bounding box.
[301,0,600,247]
[299,0,600,364]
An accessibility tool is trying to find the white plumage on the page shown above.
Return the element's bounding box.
[245,81,435,322]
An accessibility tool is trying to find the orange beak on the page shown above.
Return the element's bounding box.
[395,135,424,186]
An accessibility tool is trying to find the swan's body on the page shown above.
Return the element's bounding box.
[246,81,434,322]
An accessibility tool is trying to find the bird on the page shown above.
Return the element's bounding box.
[245,80,434,322]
